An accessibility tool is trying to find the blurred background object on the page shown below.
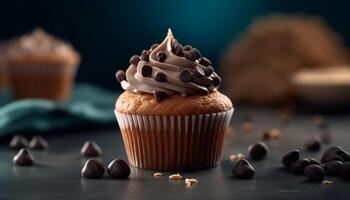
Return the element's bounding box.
[0,41,8,88]
[221,14,349,106]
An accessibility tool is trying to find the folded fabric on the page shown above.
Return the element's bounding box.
[0,83,118,138]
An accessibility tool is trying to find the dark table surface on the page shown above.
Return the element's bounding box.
[1,108,350,200]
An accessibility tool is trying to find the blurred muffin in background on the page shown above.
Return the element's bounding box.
[0,41,8,89]
[221,14,349,106]
[5,28,80,101]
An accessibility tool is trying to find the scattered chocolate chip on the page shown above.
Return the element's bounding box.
[179,69,192,82]
[248,142,268,160]
[107,158,131,179]
[156,51,167,62]
[29,136,48,150]
[232,159,255,179]
[329,156,345,163]
[184,49,201,61]
[140,50,150,61]
[321,146,350,163]
[141,65,153,77]
[150,43,159,50]
[13,148,35,166]
[198,57,212,67]
[212,76,222,87]
[81,158,105,179]
[282,150,300,168]
[304,164,325,182]
[341,162,350,180]
[154,72,167,82]
[81,141,103,158]
[309,158,321,166]
[323,161,344,176]
[172,40,184,57]
[193,66,205,77]
[204,66,214,76]
[319,131,332,144]
[153,91,167,102]
[129,55,140,65]
[9,135,28,150]
[304,136,321,152]
[183,45,192,51]
[289,158,311,175]
[115,70,126,83]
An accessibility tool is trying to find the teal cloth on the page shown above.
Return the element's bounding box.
[0,83,118,138]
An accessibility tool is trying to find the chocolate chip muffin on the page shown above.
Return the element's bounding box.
[5,28,80,101]
[114,29,233,171]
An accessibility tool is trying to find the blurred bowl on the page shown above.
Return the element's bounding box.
[291,66,350,106]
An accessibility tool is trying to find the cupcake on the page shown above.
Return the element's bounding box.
[5,28,80,101]
[114,29,233,171]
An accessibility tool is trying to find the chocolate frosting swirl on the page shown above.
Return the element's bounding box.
[117,29,221,101]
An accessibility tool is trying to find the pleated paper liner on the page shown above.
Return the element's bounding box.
[115,108,234,171]
[6,64,78,101]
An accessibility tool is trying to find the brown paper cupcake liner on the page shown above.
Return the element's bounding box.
[5,64,78,101]
[115,108,234,171]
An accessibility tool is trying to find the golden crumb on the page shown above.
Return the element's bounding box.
[154,172,162,177]
[229,153,245,161]
[322,180,333,185]
[241,121,254,133]
[169,173,183,180]
[185,178,199,186]
[269,128,282,140]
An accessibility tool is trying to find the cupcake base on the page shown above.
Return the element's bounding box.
[115,109,234,171]
[6,64,78,101]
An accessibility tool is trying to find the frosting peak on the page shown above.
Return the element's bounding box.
[116,29,222,101]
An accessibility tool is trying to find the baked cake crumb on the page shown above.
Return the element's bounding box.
[154,172,162,177]
[185,178,199,186]
[169,173,183,180]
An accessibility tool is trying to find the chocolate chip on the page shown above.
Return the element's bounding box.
[289,158,311,175]
[212,76,222,87]
[81,158,105,179]
[248,142,268,160]
[183,45,192,51]
[282,150,300,168]
[13,148,35,166]
[184,48,201,61]
[179,69,192,82]
[115,70,126,83]
[204,66,214,76]
[29,136,48,150]
[323,161,344,176]
[156,51,167,62]
[193,66,205,77]
[153,91,167,102]
[140,50,150,61]
[304,164,325,182]
[150,43,159,50]
[329,156,345,163]
[129,55,140,65]
[341,162,350,180]
[171,40,184,57]
[304,136,321,152]
[9,135,28,150]
[309,158,321,166]
[81,141,103,158]
[198,57,212,66]
[141,65,153,77]
[154,72,166,82]
[191,76,213,87]
[232,159,255,179]
[321,146,350,163]
[107,158,131,179]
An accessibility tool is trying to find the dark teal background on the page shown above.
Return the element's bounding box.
[1,0,349,90]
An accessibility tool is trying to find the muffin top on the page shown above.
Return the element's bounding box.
[6,28,80,65]
[115,29,222,102]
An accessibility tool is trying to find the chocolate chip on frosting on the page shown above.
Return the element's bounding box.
[171,40,184,57]
[192,76,213,87]
[204,66,214,76]
[212,76,222,87]
[183,45,192,51]
[179,69,192,82]
[193,66,205,77]
[140,50,150,61]
[156,51,167,62]
[141,65,152,77]
[153,91,167,102]
[184,48,201,61]
[129,55,140,65]
[198,57,212,67]
[154,72,167,82]
[115,70,126,83]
